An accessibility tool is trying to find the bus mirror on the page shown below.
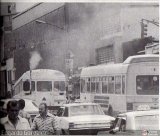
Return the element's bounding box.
[23,81,30,91]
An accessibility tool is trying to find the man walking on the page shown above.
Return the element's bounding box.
[31,103,60,135]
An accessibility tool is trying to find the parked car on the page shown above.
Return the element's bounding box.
[1,98,39,124]
[109,108,159,135]
[56,102,115,135]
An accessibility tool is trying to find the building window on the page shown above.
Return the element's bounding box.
[96,45,114,64]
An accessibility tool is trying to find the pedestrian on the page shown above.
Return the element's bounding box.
[31,102,60,135]
[1,100,31,130]
[0,100,6,135]
[18,99,31,125]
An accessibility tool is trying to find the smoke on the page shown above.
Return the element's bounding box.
[29,51,42,70]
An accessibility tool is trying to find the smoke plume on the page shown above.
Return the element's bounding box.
[29,51,42,70]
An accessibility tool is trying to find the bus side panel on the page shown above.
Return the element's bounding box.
[107,94,127,114]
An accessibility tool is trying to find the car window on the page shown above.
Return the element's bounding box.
[63,107,68,117]
[69,105,104,116]
[57,107,65,117]
[135,114,159,130]
[32,102,38,108]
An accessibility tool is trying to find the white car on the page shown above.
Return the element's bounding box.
[56,102,115,135]
[109,109,159,135]
[1,98,39,123]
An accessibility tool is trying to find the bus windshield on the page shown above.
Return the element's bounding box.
[37,81,52,92]
[136,75,159,95]
[54,81,65,91]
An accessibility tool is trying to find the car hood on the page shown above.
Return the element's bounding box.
[63,115,115,123]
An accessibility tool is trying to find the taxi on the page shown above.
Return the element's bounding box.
[109,105,159,135]
[56,102,115,135]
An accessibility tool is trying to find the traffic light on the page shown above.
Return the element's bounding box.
[141,20,148,38]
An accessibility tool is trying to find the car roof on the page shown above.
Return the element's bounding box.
[62,102,99,107]
[1,98,33,102]
[118,110,159,117]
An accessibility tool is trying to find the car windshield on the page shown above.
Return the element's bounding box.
[37,81,52,92]
[69,105,104,116]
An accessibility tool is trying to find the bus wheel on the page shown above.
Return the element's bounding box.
[108,105,113,116]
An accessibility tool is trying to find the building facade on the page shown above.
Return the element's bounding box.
[2,3,159,97]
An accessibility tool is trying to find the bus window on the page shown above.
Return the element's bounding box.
[60,81,65,91]
[122,76,125,94]
[31,81,35,91]
[102,77,108,94]
[80,78,85,93]
[91,77,95,93]
[87,78,90,93]
[37,81,52,92]
[96,82,101,93]
[115,76,121,94]
[23,81,30,91]
[108,76,114,94]
[91,82,95,93]
[136,75,159,95]
[54,81,65,91]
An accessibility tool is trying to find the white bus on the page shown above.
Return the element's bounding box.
[13,69,67,110]
[80,55,159,115]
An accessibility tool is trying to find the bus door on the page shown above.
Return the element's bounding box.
[80,77,95,103]
[36,80,53,106]
[53,81,66,106]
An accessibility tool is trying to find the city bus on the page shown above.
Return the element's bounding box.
[80,54,159,116]
[13,69,67,110]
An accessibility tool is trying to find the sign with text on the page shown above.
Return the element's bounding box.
[65,58,73,69]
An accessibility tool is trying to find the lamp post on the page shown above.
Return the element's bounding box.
[35,19,74,101]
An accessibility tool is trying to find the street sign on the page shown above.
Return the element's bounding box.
[65,58,73,69]
[68,84,72,92]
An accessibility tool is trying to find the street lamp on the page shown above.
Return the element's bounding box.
[35,19,64,30]
[35,18,72,98]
